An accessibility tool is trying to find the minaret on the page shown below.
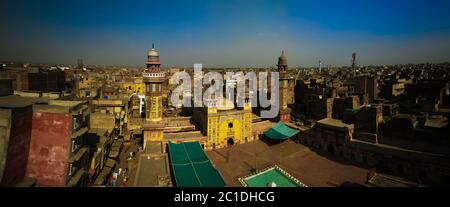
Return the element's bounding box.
[142,44,165,149]
[277,50,291,123]
[351,52,356,69]
[319,58,322,73]
[277,50,288,72]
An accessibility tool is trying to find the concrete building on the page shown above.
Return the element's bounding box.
[333,96,359,119]
[310,95,333,120]
[86,127,115,186]
[354,105,383,134]
[0,79,13,97]
[354,75,378,103]
[28,69,66,92]
[380,79,406,98]
[26,100,90,186]
[310,118,354,155]
[300,115,450,186]
[122,78,146,95]
[0,70,29,91]
[92,99,127,135]
[0,96,34,186]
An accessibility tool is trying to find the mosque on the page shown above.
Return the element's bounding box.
[140,46,292,151]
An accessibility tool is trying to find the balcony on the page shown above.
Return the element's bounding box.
[142,72,165,78]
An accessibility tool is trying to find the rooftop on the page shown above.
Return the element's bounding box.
[133,153,171,187]
[0,95,47,109]
[163,131,207,141]
[367,173,421,187]
[316,118,353,129]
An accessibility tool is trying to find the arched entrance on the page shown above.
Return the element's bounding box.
[227,138,234,146]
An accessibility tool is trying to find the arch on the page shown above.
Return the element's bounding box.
[227,138,234,146]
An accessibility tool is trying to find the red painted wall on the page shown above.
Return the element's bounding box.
[26,111,71,187]
[0,107,32,186]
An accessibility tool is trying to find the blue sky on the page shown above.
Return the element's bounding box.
[1,0,450,67]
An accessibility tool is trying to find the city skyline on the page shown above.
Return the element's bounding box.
[2,0,450,67]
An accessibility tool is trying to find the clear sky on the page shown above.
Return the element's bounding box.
[1,0,450,67]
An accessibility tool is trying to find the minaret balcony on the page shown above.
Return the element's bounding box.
[142,72,165,78]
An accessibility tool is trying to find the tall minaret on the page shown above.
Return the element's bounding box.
[277,50,291,123]
[277,50,288,72]
[319,58,322,73]
[142,44,165,149]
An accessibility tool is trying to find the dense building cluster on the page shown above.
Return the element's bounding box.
[1,49,449,187]
[292,62,450,186]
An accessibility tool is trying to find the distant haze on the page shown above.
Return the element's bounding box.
[1,0,450,67]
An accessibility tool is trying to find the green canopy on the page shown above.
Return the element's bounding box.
[263,121,299,140]
[168,141,226,187]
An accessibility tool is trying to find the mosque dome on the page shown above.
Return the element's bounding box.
[148,48,159,58]
[147,43,160,59]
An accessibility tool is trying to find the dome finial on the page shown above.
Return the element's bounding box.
[152,43,155,49]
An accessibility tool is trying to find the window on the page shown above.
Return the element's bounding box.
[72,117,77,130]
[71,139,76,153]
[228,122,233,128]
[68,163,73,176]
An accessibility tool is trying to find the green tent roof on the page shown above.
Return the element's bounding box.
[168,141,226,187]
[263,121,299,140]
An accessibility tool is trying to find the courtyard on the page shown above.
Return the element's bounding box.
[206,139,370,187]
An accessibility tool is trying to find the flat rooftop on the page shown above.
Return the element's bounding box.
[48,100,83,108]
[133,153,171,187]
[252,120,275,132]
[0,95,48,108]
[163,131,207,141]
[317,118,353,128]
[145,141,164,154]
[162,116,193,127]
[367,173,420,187]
